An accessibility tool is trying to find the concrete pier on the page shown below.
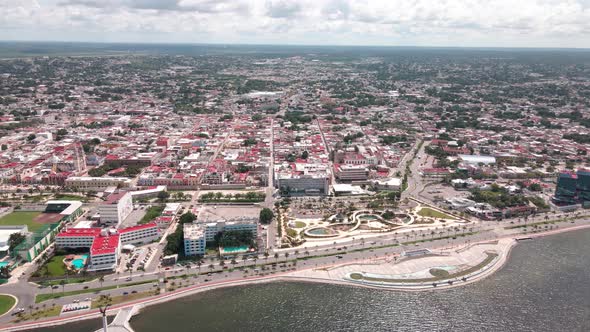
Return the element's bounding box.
[95,305,138,332]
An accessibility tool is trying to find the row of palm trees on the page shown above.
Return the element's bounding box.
[171,249,319,275]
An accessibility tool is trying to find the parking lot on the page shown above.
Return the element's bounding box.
[119,206,148,228]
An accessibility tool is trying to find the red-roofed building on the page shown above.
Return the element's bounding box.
[55,222,160,271]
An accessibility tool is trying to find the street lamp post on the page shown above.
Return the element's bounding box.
[99,304,110,332]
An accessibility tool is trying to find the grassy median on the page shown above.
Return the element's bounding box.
[35,279,157,303]
[0,295,16,316]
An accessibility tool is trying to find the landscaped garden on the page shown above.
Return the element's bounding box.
[35,255,68,278]
[199,191,265,203]
[12,304,62,322]
[293,221,306,228]
[416,207,456,220]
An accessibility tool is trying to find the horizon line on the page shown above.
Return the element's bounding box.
[1,39,590,52]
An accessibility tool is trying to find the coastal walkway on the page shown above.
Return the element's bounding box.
[94,306,137,332]
[289,238,514,290]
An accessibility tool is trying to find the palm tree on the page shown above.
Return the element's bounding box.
[264,252,270,260]
[208,264,214,272]
[126,262,133,278]
[274,253,279,262]
[59,279,66,294]
[284,252,289,260]
[99,275,105,288]
[196,261,202,272]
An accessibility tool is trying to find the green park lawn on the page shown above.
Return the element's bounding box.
[0,212,43,232]
[293,221,307,228]
[0,295,16,316]
[417,207,456,220]
[37,255,68,278]
[139,205,165,224]
[53,194,87,201]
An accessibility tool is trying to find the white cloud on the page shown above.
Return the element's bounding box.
[0,0,589,47]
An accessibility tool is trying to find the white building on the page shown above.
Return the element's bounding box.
[98,192,133,227]
[183,218,258,257]
[370,178,402,191]
[445,197,477,210]
[183,224,206,256]
[275,163,330,196]
[64,176,132,191]
[203,220,258,241]
[336,165,369,181]
[119,222,160,245]
[0,225,28,253]
[457,155,496,166]
[163,203,181,216]
[276,174,329,195]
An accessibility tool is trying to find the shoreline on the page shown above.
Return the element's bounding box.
[3,223,590,332]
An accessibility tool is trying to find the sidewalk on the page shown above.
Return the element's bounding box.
[290,238,512,284]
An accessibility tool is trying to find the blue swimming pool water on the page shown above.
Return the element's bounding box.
[0,262,8,268]
[71,257,86,269]
[308,228,330,235]
[221,246,248,253]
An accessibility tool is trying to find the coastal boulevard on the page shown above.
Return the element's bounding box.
[25,226,590,332]
[1,213,589,331]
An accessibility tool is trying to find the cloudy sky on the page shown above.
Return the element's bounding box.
[2,0,590,48]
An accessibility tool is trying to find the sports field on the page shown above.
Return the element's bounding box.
[0,211,55,233]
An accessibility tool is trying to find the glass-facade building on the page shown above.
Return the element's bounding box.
[554,170,590,205]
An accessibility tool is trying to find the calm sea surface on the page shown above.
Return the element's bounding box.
[30,229,590,332]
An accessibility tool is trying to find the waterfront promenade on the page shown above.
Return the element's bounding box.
[2,222,590,332]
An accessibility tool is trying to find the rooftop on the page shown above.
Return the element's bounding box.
[119,222,158,234]
[91,234,120,255]
[104,192,129,204]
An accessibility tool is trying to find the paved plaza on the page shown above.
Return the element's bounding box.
[290,238,515,285]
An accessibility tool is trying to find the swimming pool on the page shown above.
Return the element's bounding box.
[71,259,84,269]
[0,262,8,268]
[221,246,249,254]
[71,255,88,269]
